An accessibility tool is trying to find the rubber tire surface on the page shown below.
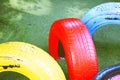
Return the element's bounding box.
[94,64,120,80]
[0,42,66,80]
[81,2,120,35]
[0,55,38,80]
[48,18,98,80]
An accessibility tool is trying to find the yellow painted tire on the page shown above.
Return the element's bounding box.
[0,42,66,80]
[0,55,40,79]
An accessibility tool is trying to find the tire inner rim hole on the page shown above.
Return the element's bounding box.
[58,40,65,60]
[102,69,120,80]
[58,40,68,79]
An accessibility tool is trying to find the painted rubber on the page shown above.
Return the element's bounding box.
[81,2,120,35]
[0,42,66,80]
[94,64,120,80]
[0,55,39,79]
[48,18,98,80]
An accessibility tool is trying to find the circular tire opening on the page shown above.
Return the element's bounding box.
[0,71,30,80]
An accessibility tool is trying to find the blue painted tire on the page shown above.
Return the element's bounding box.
[81,2,120,35]
[94,64,120,80]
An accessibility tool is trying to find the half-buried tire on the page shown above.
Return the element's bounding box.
[94,64,120,80]
[81,2,120,35]
[48,18,98,80]
[0,42,66,80]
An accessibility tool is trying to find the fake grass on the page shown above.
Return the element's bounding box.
[93,24,120,70]
[0,0,120,79]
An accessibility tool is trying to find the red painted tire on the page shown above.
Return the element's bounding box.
[48,18,98,80]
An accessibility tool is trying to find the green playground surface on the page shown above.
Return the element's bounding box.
[0,0,120,79]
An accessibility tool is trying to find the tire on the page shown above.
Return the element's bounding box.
[94,64,120,80]
[81,2,120,35]
[0,55,40,79]
[0,42,66,80]
[48,18,98,80]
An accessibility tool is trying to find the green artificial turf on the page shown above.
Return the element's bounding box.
[93,24,120,70]
[0,0,120,79]
[0,71,29,80]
